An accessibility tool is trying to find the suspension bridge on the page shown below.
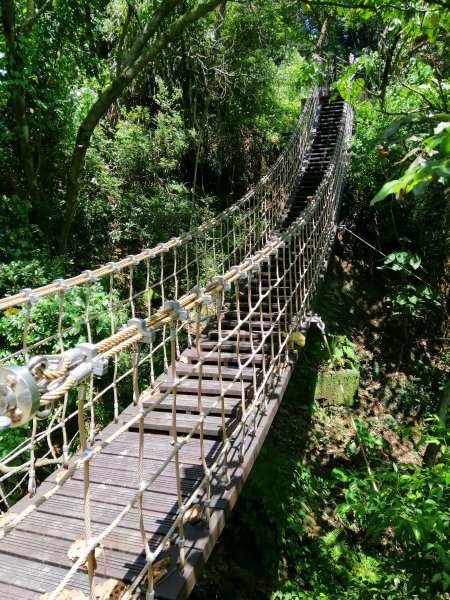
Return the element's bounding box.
[0,82,352,599]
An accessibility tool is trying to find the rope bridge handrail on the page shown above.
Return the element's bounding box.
[0,87,320,315]
[0,90,352,600]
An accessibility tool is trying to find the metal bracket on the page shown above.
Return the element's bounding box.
[310,314,326,334]
[82,270,99,283]
[190,286,212,305]
[21,288,39,304]
[127,255,139,266]
[53,279,71,293]
[127,318,156,344]
[76,343,108,377]
[106,261,121,274]
[230,266,248,280]
[211,276,231,292]
[163,300,188,322]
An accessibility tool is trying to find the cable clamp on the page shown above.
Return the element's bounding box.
[178,537,186,548]
[337,223,346,231]
[164,300,188,322]
[127,254,140,266]
[230,266,248,280]
[192,227,202,238]
[83,448,94,460]
[171,237,183,248]
[21,287,39,304]
[157,242,169,253]
[127,318,156,344]
[181,231,192,241]
[190,286,212,305]
[53,278,71,293]
[251,262,261,273]
[311,314,326,334]
[106,262,121,274]
[140,406,150,417]
[86,537,98,552]
[212,276,231,292]
[82,270,99,283]
[76,343,109,377]
[144,249,157,259]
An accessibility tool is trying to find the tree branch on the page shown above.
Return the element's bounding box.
[59,0,228,252]
[20,0,52,35]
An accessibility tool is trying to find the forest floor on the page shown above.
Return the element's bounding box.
[190,232,447,600]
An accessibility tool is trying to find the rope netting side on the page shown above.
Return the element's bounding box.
[0,87,320,316]
[0,87,320,507]
[0,99,353,598]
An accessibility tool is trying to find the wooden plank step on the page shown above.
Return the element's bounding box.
[132,411,237,438]
[182,347,266,366]
[199,340,270,352]
[174,363,258,381]
[159,378,253,397]
[142,393,240,417]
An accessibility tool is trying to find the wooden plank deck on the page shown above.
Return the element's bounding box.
[0,358,294,600]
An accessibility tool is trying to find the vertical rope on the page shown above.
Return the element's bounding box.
[28,417,37,496]
[78,382,95,600]
[173,246,181,359]
[84,282,96,445]
[160,253,169,373]
[184,243,193,349]
[275,251,283,372]
[195,303,210,523]
[23,300,31,362]
[236,278,246,462]
[216,290,230,488]
[170,322,185,570]
[258,260,268,414]
[56,287,71,467]
[108,271,120,423]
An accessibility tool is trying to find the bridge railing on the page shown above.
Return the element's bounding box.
[0,95,353,597]
[0,84,319,502]
[0,85,320,365]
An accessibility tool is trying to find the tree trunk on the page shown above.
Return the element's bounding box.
[314,14,329,57]
[1,0,39,206]
[59,0,227,253]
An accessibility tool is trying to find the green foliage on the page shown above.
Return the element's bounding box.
[0,195,41,261]
[335,418,450,593]
[74,83,211,259]
[372,119,450,204]
[0,255,69,297]
[0,282,126,359]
